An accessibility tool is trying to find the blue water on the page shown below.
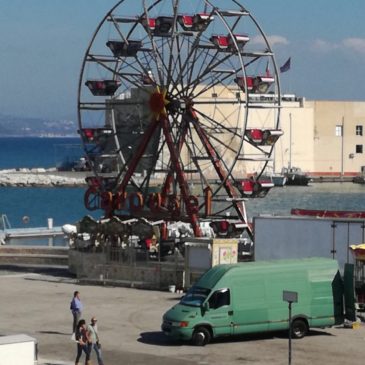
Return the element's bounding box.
[0,137,83,169]
[1,137,365,230]
[0,137,98,228]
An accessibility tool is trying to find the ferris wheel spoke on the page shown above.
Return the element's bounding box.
[188,113,244,217]
[160,116,202,235]
[169,43,212,98]
[141,7,165,86]
[186,112,234,176]
[202,127,240,156]
[170,8,216,92]
[172,48,220,98]
[186,53,235,97]
[134,53,159,87]
[174,35,186,90]
[165,0,180,89]
[87,54,119,76]
[185,39,214,94]
[108,14,129,43]
[193,107,242,139]
[191,70,236,99]
[164,48,182,95]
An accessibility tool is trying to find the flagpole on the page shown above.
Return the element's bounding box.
[289,113,292,170]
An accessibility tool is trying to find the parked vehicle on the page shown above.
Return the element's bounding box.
[162,258,351,346]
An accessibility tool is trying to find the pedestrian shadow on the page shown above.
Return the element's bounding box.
[138,331,183,346]
[38,330,70,336]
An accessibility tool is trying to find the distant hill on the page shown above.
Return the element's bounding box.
[0,113,78,137]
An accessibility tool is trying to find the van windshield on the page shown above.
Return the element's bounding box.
[180,286,210,307]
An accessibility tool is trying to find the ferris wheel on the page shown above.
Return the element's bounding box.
[77,0,282,239]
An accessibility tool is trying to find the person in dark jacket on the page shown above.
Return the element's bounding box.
[75,319,92,365]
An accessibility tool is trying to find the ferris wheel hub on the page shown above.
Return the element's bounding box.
[149,87,169,119]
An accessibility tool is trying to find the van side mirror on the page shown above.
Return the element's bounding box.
[202,302,210,312]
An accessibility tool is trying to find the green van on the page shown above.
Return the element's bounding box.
[161,258,348,345]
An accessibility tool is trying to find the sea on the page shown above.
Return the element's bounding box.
[1,137,365,231]
[0,137,99,231]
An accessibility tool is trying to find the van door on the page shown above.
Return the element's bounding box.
[231,278,269,335]
[204,288,233,336]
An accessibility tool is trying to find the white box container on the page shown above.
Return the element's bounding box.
[0,334,37,365]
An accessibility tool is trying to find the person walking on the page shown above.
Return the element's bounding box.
[75,319,92,365]
[70,291,83,334]
[87,317,104,365]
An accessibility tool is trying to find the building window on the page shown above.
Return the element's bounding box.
[356,145,363,154]
[356,125,363,136]
[335,125,342,137]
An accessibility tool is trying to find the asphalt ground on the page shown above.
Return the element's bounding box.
[0,269,365,365]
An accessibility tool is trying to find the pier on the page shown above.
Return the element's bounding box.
[3,226,64,239]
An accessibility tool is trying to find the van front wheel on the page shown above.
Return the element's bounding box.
[192,327,211,346]
[291,319,308,339]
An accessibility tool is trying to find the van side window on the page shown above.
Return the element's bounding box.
[208,289,230,309]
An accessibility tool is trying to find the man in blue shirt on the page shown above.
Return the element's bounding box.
[70,290,83,334]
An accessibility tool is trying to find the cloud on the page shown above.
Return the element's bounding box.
[312,37,365,54]
[342,38,365,54]
[312,39,339,52]
[251,34,289,47]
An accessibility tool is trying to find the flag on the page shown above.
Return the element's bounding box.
[280,57,291,73]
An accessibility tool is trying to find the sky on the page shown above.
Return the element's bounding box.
[0,0,364,120]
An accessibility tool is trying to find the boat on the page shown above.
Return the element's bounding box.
[291,208,365,218]
[261,164,287,187]
[353,167,365,184]
[281,113,311,186]
[261,171,287,187]
[281,166,311,186]
[353,175,365,184]
[271,174,287,186]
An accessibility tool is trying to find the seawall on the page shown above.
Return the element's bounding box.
[0,168,87,187]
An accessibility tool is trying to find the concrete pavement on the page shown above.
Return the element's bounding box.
[1,268,365,365]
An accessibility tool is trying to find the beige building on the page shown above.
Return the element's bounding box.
[106,86,365,179]
[276,99,365,177]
